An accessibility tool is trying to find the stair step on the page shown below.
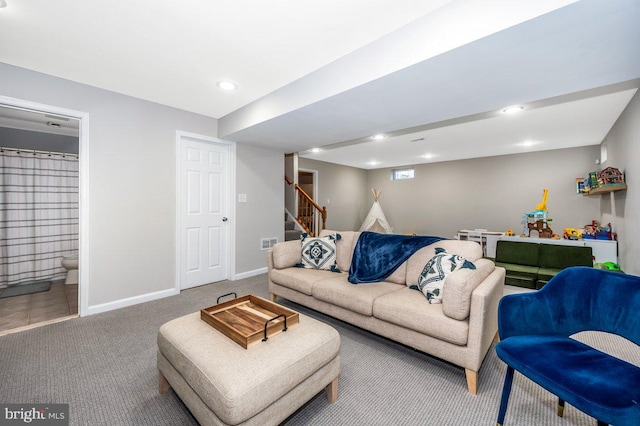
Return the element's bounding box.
[285,229,302,241]
[285,220,296,231]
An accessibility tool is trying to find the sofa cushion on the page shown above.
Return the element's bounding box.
[442,259,495,320]
[386,262,407,285]
[320,230,360,272]
[495,262,539,279]
[372,287,469,346]
[300,233,340,271]
[504,274,537,289]
[538,244,593,269]
[495,241,539,267]
[415,248,476,304]
[311,275,404,316]
[272,240,302,269]
[271,268,345,295]
[536,267,564,288]
[406,240,483,286]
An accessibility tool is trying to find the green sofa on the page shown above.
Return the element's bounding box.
[494,240,593,289]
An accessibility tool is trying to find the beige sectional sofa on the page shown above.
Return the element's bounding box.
[267,230,506,394]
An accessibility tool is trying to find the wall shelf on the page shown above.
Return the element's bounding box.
[584,184,627,196]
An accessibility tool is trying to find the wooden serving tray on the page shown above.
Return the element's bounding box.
[200,294,299,349]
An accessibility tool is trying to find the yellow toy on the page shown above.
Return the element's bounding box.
[505,229,515,236]
[535,188,549,212]
[563,228,581,240]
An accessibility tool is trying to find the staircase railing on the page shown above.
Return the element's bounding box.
[285,176,326,237]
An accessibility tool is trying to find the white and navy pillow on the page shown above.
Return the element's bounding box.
[412,248,476,304]
[297,233,341,272]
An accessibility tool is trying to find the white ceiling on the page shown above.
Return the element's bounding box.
[1,0,639,169]
[301,87,638,169]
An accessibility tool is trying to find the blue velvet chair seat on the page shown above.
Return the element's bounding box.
[497,335,640,416]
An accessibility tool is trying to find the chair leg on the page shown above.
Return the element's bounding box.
[597,421,608,426]
[558,398,565,417]
[496,366,515,426]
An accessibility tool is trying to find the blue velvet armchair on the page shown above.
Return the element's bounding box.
[495,267,640,426]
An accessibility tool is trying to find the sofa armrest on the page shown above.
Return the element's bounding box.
[465,267,505,371]
[270,240,302,269]
[443,258,495,320]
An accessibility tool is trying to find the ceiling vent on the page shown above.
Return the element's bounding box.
[46,121,62,128]
[410,137,425,143]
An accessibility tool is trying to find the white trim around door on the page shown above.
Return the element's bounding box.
[0,95,90,317]
[175,131,236,293]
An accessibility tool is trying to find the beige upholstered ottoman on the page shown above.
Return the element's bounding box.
[157,311,340,426]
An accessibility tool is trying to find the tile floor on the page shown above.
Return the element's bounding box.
[0,280,78,333]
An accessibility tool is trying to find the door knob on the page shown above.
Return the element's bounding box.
[222,217,228,222]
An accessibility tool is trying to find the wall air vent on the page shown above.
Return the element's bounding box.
[261,237,278,250]
[410,137,425,143]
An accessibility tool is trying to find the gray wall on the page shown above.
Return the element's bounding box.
[0,127,79,154]
[235,143,283,273]
[0,62,281,309]
[367,146,602,239]
[298,158,368,231]
[600,90,640,275]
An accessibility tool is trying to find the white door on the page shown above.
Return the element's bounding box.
[179,136,229,289]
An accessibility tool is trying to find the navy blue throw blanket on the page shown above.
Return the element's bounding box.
[348,232,445,284]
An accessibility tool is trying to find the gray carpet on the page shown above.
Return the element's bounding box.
[0,275,637,425]
[0,280,52,299]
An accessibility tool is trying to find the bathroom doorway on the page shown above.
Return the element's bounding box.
[0,102,84,335]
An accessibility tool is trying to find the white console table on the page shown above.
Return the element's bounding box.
[457,230,504,258]
[498,236,617,263]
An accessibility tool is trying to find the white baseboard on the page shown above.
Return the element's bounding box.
[87,287,179,315]
[86,268,267,315]
[233,267,268,280]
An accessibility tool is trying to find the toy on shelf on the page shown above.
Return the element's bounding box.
[522,189,556,238]
[583,220,617,241]
[536,188,548,211]
[599,167,624,186]
[580,167,625,193]
[505,229,515,237]
[563,228,581,240]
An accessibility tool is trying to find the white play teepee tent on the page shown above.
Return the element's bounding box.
[359,189,393,233]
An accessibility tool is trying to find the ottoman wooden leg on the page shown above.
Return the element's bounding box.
[159,370,171,394]
[326,377,338,403]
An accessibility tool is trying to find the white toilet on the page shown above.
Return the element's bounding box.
[61,255,79,285]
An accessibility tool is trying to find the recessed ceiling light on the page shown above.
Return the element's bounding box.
[217,80,237,91]
[502,105,524,114]
[372,134,386,140]
[368,161,379,166]
[310,148,321,153]
[423,153,434,159]
[520,140,537,147]
[0,1,7,8]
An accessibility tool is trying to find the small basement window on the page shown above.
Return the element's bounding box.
[391,168,414,180]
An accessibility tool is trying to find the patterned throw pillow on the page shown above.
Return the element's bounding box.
[298,233,341,272]
[413,248,476,304]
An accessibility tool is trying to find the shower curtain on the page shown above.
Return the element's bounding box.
[0,150,79,288]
